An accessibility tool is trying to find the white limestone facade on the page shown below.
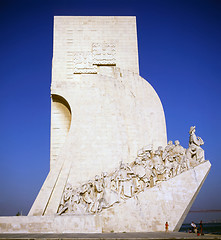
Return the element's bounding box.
[28,16,167,217]
[0,16,211,234]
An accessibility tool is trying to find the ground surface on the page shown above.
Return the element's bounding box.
[0,232,221,240]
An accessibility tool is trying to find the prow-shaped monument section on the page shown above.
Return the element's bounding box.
[55,126,210,232]
[0,16,210,234]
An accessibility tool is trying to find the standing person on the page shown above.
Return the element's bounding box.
[199,220,203,235]
[165,222,169,232]
[191,221,197,233]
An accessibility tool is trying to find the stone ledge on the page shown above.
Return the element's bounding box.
[0,215,101,233]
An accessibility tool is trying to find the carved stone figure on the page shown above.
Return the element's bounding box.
[57,183,73,215]
[151,150,166,182]
[91,175,103,213]
[132,158,146,179]
[80,181,94,213]
[157,146,164,157]
[173,140,185,160]
[162,141,175,162]
[172,140,186,174]
[113,162,133,198]
[132,158,147,192]
[173,140,190,171]
[144,161,155,187]
[139,145,153,161]
[71,188,83,214]
[164,155,174,179]
[186,126,205,166]
[100,172,119,209]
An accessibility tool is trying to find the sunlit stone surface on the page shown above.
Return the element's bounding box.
[28,16,167,217]
[0,16,210,233]
[0,161,211,233]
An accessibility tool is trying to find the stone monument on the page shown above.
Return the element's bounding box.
[0,16,211,233]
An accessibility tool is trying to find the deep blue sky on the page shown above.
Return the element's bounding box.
[0,0,221,222]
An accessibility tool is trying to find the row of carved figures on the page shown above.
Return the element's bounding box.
[57,126,206,215]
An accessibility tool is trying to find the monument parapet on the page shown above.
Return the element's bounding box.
[0,16,210,233]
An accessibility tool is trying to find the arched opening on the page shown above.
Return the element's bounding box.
[50,94,72,169]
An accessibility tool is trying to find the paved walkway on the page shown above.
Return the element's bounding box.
[0,232,220,240]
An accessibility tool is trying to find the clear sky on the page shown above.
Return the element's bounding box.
[0,0,221,222]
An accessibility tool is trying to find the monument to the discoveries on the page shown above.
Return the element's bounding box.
[0,16,211,233]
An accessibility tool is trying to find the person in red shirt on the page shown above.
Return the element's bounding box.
[165,222,169,232]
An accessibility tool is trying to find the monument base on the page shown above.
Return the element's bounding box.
[0,215,101,233]
[0,161,211,233]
